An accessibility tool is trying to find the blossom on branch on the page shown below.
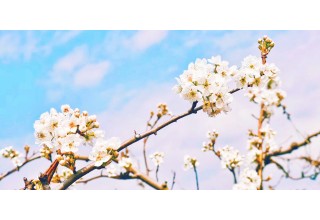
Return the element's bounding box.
[149,151,165,166]
[218,145,243,169]
[89,137,121,167]
[173,56,234,117]
[233,168,261,190]
[183,155,199,170]
[119,157,134,170]
[0,146,23,167]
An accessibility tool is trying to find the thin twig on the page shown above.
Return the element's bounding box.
[171,171,176,190]
[0,155,41,181]
[193,165,199,190]
[143,116,161,176]
[155,165,159,182]
[230,169,237,184]
[212,149,237,184]
[77,173,136,184]
[265,130,320,164]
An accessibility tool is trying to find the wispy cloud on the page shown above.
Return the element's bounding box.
[52,31,82,45]
[74,61,110,87]
[49,45,88,84]
[125,30,168,51]
[0,31,82,62]
[0,33,20,60]
[45,44,111,100]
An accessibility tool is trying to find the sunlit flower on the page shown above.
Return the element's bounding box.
[218,145,243,169]
[184,155,199,170]
[149,151,165,166]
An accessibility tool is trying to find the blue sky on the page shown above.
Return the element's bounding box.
[0,30,281,141]
[1,30,320,190]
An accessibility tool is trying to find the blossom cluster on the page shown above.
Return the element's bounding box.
[234,37,286,116]
[173,56,234,117]
[89,137,121,167]
[234,55,280,89]
[0,146,23,167]
[246,123,278,165]
[34,105,102,153]
[51,167,74,183]
[233,168,261,190]
[202,130,219,152]
[218,145,243,169]
[34,105,121,168]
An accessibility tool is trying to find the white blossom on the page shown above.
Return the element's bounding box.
[119,157,133,170]
[149,151,165,166]
[174,56,234,117]
[0,146,23,167]
[233,168,261,190]
[89,137,121,167]
[105,164,119,177]
[34,105,107,154]
[218,145,243,169]
[183,155,199,170]
[207,130,219,141]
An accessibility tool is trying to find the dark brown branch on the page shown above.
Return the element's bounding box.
[0,155,41,181]
[58,88,241,190]
[271,158,320,181]
[265,131,320,164]
[77,172,136,184]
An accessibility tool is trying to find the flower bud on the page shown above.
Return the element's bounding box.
[24,145,30,154]
[88,115,97,122]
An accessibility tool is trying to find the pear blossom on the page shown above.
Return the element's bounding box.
[52,167,74,183]
[89,137,121,167]
[218,145,243,169]
[0,146,23,167]
[174,56,235,117]
[207,130,219,141]
[202,130,219,152]
[11,157,23,167]
[34,105,106,154]
[184,155,199,170]
[32,179,44,190]
[233,168,261,190]
[119,157,133,170]
[202,142,214,152]
[105,164,119,177]
[149,151,165,166]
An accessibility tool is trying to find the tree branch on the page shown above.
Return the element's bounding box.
[76,172,136,184]
[0,155,41,181]
[265,130,320,164]
[58,88,241,190]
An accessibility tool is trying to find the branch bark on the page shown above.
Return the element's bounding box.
[265,130,320,164]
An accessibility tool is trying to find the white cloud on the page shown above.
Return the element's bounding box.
[48,45,87,85]
[45,45,111,95]
[53,46,87,72]
[0,33,20,60]
[74,61,110,88]
[0,31,82,62]
[52,31,82,45]
[126,30,168,51]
